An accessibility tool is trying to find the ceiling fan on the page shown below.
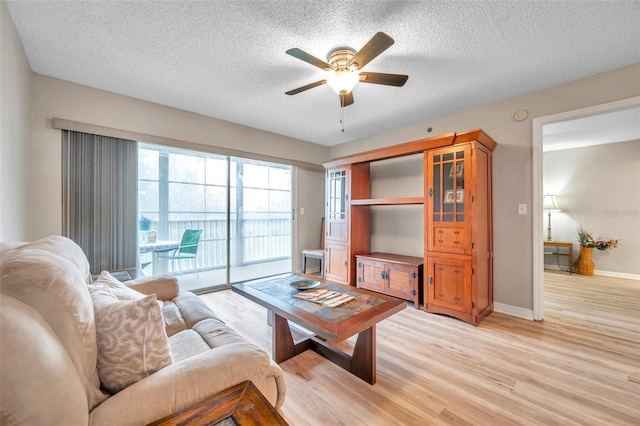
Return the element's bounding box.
[285,32,408,108]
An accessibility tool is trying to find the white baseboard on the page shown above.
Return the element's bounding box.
[494,302,534,321]
[545,264,640,281]
[593,270,640,280]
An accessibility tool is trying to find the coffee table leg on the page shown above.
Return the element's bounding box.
[272,314,296,363]
[351,326,376,384]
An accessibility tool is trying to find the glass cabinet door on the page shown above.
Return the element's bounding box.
[325,167,349,241]
[426,146,471,254]
[328,169,346,220]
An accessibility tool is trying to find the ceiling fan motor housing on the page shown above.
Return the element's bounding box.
[328,48,357,71]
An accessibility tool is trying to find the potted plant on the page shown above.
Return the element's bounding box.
[139,215,152,231]
[575,227,619,275]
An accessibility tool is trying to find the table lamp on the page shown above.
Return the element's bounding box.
[543,194,561,241]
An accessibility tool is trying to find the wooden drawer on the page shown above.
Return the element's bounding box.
[356,253,423,308]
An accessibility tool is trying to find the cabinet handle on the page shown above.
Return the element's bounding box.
[411,271,417,279]
[380,271,386,279]
[358,262,362,268]
[411,289,417,296]
[429,276,433,285]
[358,277,362,282]
[344,260,348,267]
[428,188,433,198]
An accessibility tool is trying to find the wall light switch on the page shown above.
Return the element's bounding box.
[300,207,305,215]
[518,204,527,215]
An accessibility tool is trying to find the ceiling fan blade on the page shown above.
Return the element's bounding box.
[359,72,408,87]
[286,48,334,70]
[285,80,326,95]
[348,32,395,70]
[340,92,354,107]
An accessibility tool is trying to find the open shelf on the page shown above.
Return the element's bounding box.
[351,197,424,206]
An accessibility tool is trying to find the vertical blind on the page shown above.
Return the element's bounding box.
[62,130,138,272]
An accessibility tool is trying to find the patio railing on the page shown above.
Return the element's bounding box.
[142,218,292,273]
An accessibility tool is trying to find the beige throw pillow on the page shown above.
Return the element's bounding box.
[91,270,145,301]
[90,286,173,394]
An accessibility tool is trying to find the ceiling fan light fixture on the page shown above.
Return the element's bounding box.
[326,70,360,94]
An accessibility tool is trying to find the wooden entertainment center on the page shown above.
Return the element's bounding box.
[323,129,496,325]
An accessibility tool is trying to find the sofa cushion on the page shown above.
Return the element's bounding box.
[168,329,212,362]
[14,235,92,283]
[162,291,224,337]
[168,319,249,363]
[90,286,173,393]
[0,295,89,426]
[0,244,106,410]
[192,318,250,349]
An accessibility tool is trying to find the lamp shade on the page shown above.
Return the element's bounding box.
[543,194,561,211]
[326,70,360,94]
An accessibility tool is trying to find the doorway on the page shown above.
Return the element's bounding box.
[531,96,640,320]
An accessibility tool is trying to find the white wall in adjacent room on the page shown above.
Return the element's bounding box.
[543,140,640,276]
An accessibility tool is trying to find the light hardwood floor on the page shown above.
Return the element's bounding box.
[199,272,640,425]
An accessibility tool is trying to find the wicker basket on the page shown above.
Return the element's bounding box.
[575,246,595,276]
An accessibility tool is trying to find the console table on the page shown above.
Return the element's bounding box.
[543,241,573,274]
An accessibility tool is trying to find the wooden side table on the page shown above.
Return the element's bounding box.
[148,381,288,426]
[543,241,573,274]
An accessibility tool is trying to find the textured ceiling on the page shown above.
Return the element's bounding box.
[543,106,640,152]
[6,1,640,147]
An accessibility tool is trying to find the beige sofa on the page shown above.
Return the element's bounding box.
[0,235,286,425]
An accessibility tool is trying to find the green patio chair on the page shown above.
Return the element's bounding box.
[158,229,203,277]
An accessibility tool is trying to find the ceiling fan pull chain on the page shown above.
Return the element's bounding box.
[340,105,345,132]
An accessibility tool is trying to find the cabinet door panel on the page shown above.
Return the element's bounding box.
[356,258,385,291]
[426,256,472,313]
[325,242,348,283]
[386,264,416,298]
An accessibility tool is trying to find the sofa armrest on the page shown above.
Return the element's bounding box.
[88,342,284,426]
[125,276,179,301]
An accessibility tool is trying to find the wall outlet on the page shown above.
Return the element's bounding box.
[518,204,527,215]
[300,207,305,215]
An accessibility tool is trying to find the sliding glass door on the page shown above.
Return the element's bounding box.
[229,158,293,283]
[138,143,292,292]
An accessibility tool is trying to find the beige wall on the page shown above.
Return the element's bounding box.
[29,74,330,241]
[294,167,326,270]
[544,140,640,276]
[0,0,31,241]
[330,63,640,311]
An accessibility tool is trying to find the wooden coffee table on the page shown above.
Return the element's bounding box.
[232,273,406,384]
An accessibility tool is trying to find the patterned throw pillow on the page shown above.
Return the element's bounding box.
[90,286,173,393]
